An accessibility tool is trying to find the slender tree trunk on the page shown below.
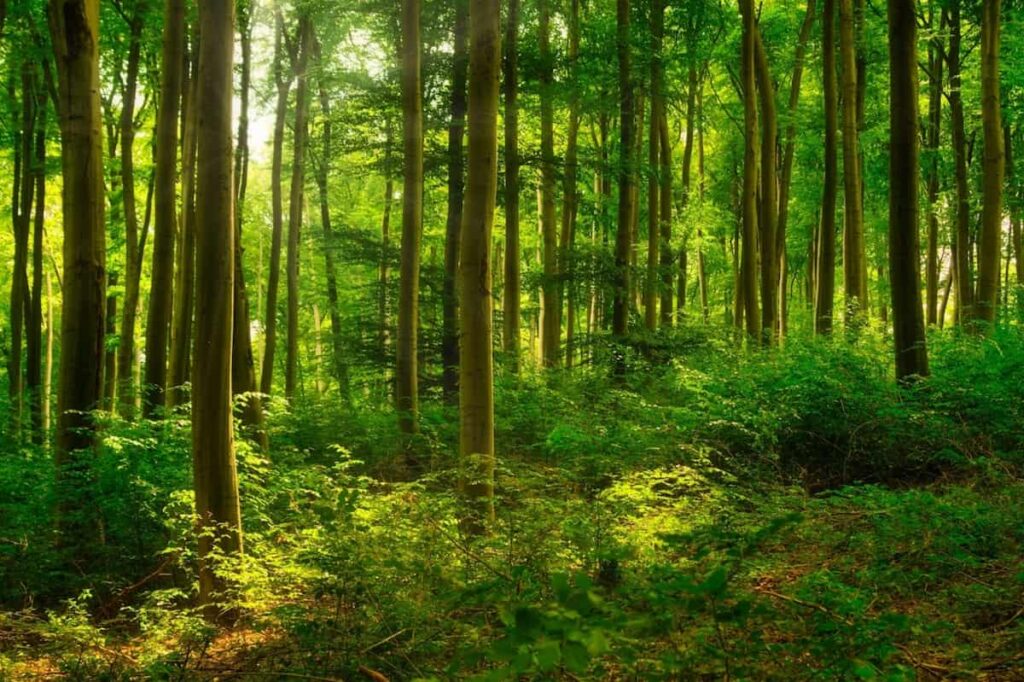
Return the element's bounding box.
[143,0,183,416]
[946,3,972,323]
[816,0,838,335]
[612,0,634,375]
[397,0,424,439]
[286,16,312,399]
[924,35,942,326]
[43,263,54,436]
[313,37,351,400]
[116,12,142,418]
[976,0,1003,325]
[442,0,468,399]
[231,0,267,449]
[777,0,816,336]
[193,0,242,619]
[696,78,710,324]
[644,62,659,331]
[839,0,866,324]
[49,0,106,547]
[561,0,581,365]
[260,14,294,397]
[502,0,520,370]
[659,104,673,326]
[27,110,45,442]
[458,0,500,529]
[9,66,34,436]
[379,124,393,373]
[887,0,928,381]
[539,0,559,367]
[168,37,198,408]
[740,0,761,342]
[754,30,778,344]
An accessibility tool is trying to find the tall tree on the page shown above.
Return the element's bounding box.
[946,3,972,323]
[816,0,838,335]
[887,0,928,381]
[442,0,468,400]
[923,25,942,327]
[561,0,581,364]
[458,0,500,529]
[612,0,634,374]
[27,90,46,443]
[976,0,1003,325]
[839,0,866,323]
[9,65,34,436]
[192,0,243,618]
[538,0,559,366]
[285,15,312,399]
[143,0,183,416]
[397,0,423,439]
[48,0,106,542]
[739,0,760,342]
[754,31,778,343]
[260,13,295,397]
[115,6,143,418]
[502,0,521,371]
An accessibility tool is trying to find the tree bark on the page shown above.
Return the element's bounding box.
[143,0,183,417]
[193,0,243,619]
[502,0,521,371]
[976,0,1003,325]
[754,30,778,344]
[285,15,312,399]
[49,0,106,545]
[739,0,761,342]
[458,0,500,529]
[442,0,468,399]
[27,106,46,443]
[9,66,34,436]
[887,0,929,381]
[612,0,634,375]
[815,0,838,335]
[561,0,581,364]
[946,3,972,323]
[259,13,294,397]
[924,33,942,326]
[644,53,660,331]
[397,0,424,439]
[538,0,559,367]
[839,0,866,323]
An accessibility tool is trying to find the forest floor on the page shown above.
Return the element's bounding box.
[2,327,1024,680]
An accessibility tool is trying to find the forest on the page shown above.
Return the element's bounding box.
[1,0,1024,678]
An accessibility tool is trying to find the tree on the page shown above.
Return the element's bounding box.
[143,0,183,417]
[442,0,468,399]
[192,0,243,617]
[612,0,633,374]
[887,0,928,382]
[816,0,838,335]
[754,30,778,344]
[502,0,520,371]
[976,0,1003,325]
[739,0,760,342]
[48,0,106,542]
[561,0,582,364]
[839,0,866,324]
[286,15,313,399]
[538,0,559,367]
[458,0,500,528]
[946,2,972,323]
[397,0,423,440]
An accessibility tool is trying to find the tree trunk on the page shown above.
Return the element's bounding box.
[193,0,242,619]
[116,12,143,419]
[740,0,761,342]
[397,0,424,440]
[501,0,520,372]
[924,34,942,326]
[754,30,778,344]
[816,0,838,335]
[442,0,468,400]
[777,0,816,336]
[168,36,198,409]
[231,0,267,449]
[659,104,673,327]
[9,66,34,436]
[539,0,559,367]
[143,0,183,416]
[458,0,500,529]
[839,0,866,323]
[946,3,972,323]
[612,0,634,375]
[976,0,1003,325]
[502,0,521,371]
[887,0,928,381]
[644,63,659,331]
[561,0,581,365]
[286,16,313,399]
[379,123,393,374]
[49,0,106,547]
[27,109,46,442]
[259,14,294,397]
